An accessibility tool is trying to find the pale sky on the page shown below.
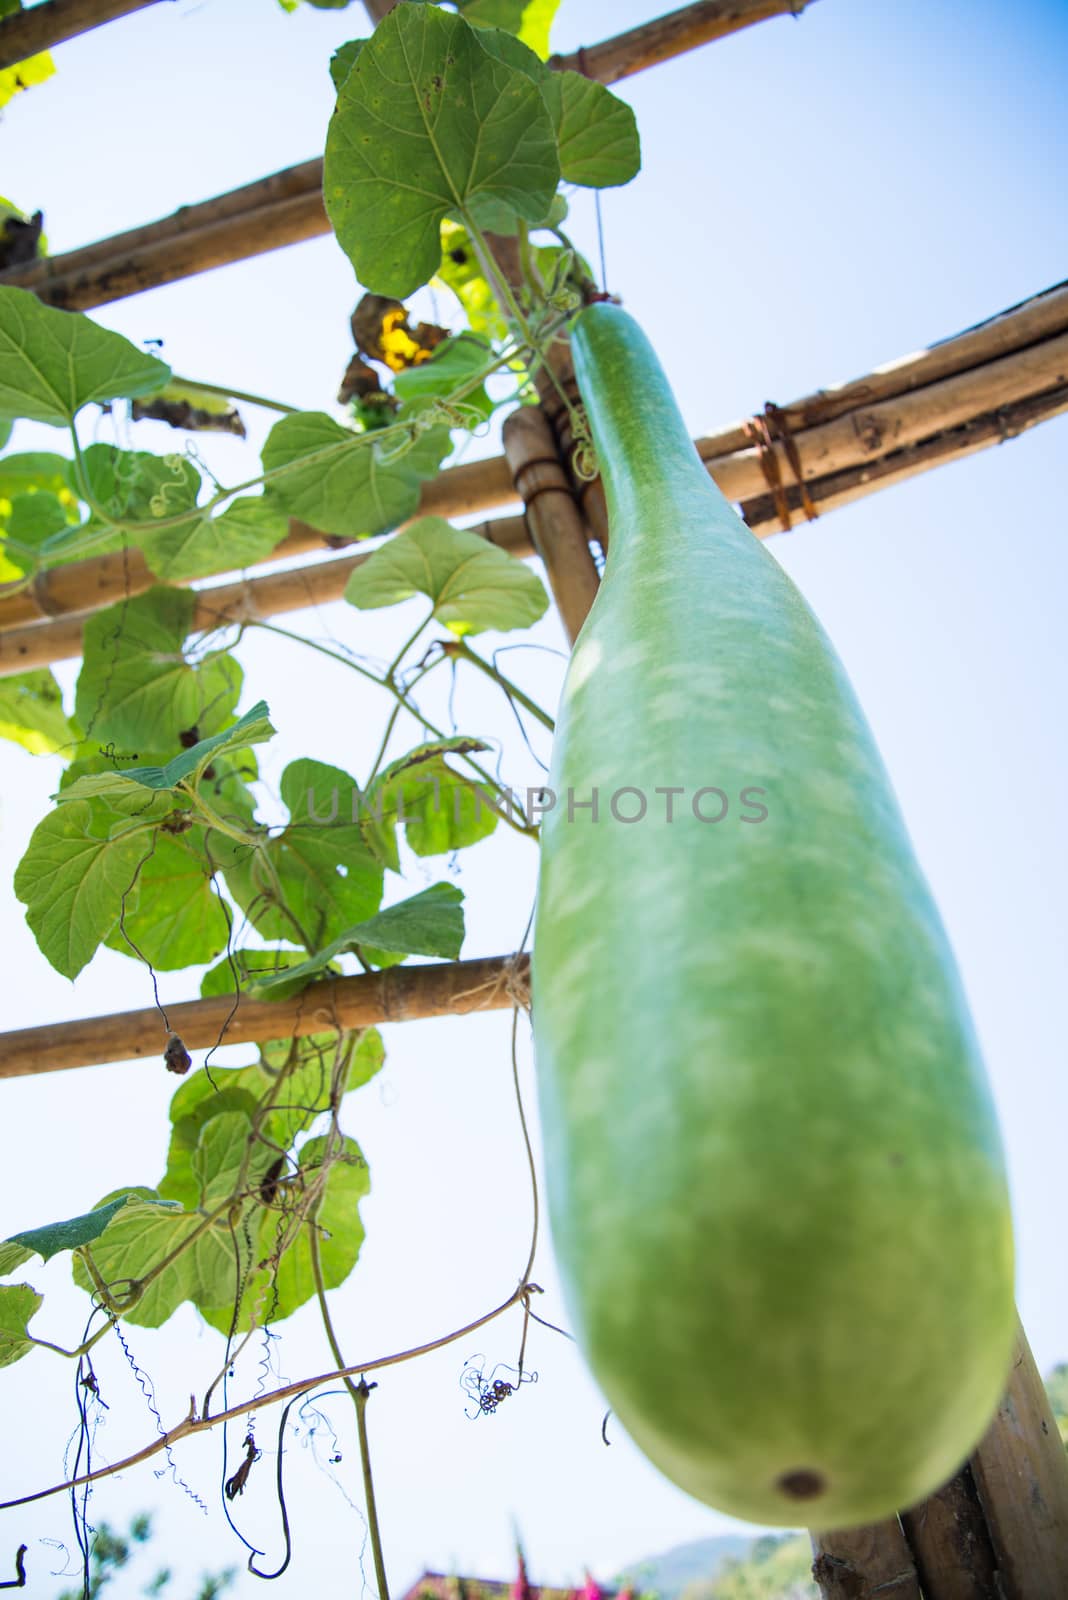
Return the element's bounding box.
[1,1,1066,1595]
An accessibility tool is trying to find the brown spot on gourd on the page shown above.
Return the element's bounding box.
[776,1469,827,1501]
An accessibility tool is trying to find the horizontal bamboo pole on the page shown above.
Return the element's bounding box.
[2,380,1065,680]
[0,954,530,1080]
[0,514,530,675]
[0,0,166,71]
[0,0,816,311]
[742,382,1068,537]
[549,0,817,85]
[1,285,1061,636]
[696,329,1068,506]
[710,279,1068,454]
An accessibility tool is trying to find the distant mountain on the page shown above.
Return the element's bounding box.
[612,1536,754,1599]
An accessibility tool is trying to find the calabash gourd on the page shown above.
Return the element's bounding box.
[531,303,1015,1528]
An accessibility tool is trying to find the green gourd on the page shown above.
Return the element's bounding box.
[531,302,1015,1528]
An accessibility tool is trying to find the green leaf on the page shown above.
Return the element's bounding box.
[0,1242,33,1278]
[330,36,363,90]
[200,946,314,999]
[474,28,640,190]
[141,492,288,583]
[160,1030,384,1210]
[225,758,383,947]
[345,515,548,635]
[79,700,275,794]
[261,410,450,539]
[456,0,561,58]
[0,1285,43,1368]
[72,1194,243,1330]
[66,445,282,582]
[362,737,499,870]
[0,668,71,754]
[393,334,494,424]
[252,882,465,997]
[75,587,242,751]
[103,834,232,970]
[202,1134,370,1334]
[324,3,559,296]
[7,1196,147,1262]
[434,221,508,340]
[0,288,170,426]
[13,798,156,978]
[541,71,641,188]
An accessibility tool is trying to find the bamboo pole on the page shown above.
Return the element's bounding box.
[968,1318,1068,1598]
[900,1466,1001,1599]
[0,514,530,676]
[0,0,819,310]
[0,0,167,71]
[0,954,530,1080]
[2,379,1065,680]
[2,300,1065,672]
[549,0,818,85]
[741,382,1068,537]
[502,407,600,645]
[811,1521,922,1599]
[0,446,518,631]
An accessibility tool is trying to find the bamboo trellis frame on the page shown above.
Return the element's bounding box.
[0,0,817,311]
[1,281,1065,675]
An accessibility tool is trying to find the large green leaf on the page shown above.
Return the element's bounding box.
[161,1030,384,1210]
[324,3,559,296]
[362,738,499,870]
[252,882,465,998]
[75,587,242,752]
[0,668,71,754]
[542,71,641,188]
[13,798,157,978]
[475,28,640,189]
[225,758,383,948]
[72,1190,246,1330]
[0,1285,43,1368]
[202,1134,370,1334]
[103,833,232,970]
[261,410,450,539]
[0,288,170,426]
[345,515,548,634]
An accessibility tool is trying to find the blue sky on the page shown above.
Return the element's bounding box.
[1,0,1066,1595]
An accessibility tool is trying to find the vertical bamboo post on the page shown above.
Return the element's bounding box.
[899,1466,1001,1598]
[810,1521,922,1599]
[502,408,600,644]
[967,1318,1068,1597]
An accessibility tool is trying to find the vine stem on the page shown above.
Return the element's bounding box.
[254,620,539,839]
[311,1219,391,1600]
[0,1280,533,1514]
[165,376,298,415]
[355,1380,390,1600]
[442,639,555,732]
